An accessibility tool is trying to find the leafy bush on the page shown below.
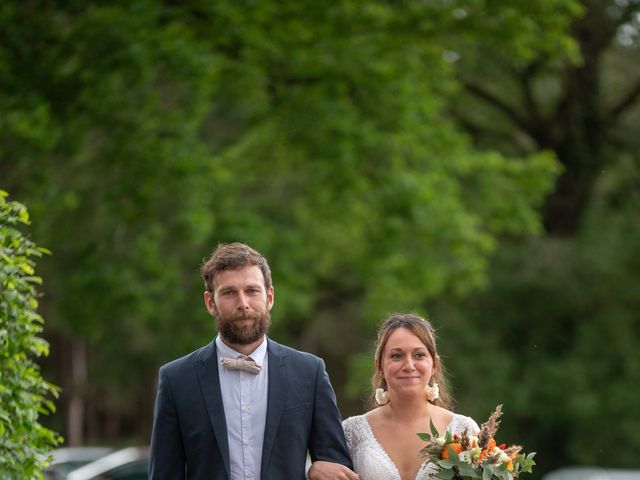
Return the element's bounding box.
[0,190,61,479]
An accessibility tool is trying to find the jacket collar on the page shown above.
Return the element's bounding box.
[195,340,230,478]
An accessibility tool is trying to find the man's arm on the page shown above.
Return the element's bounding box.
[308,359,359,480]
[308,460,359,480]
[149,367,186,480]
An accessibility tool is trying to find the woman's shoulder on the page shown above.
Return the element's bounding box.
[448,413,480,434]
[342,413,367,430]
[342,414,372,450]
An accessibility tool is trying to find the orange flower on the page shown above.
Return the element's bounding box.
[477,438,496,461]
[441,443,463,459]
[507,460,514,472]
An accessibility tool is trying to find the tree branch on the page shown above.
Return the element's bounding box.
[617,1,640,29]
[462,81,532,135]
[607,77,640,124]
[512,60,544,128]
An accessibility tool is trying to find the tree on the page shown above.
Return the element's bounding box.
[433,1,640,476]
[452,0,640,233]
[0,191,60,479]
[433,155,640,476]
[0,0,578,443]
[1,1,220,443]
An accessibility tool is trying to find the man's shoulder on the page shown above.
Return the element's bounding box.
[159,342,213,374]
[267,338,323,365]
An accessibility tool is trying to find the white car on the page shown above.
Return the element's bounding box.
[66,447,149,480]
[44,447,114,480]
[543,467,640,480]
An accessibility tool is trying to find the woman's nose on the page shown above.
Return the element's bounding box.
[403,358,415,370]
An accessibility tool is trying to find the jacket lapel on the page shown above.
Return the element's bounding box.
[261,339,288,476]
[195,341,231,478]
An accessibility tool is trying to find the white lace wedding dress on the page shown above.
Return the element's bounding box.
[343,413,479,480]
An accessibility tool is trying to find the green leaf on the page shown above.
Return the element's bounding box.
[430,417,440,437]
[435,469,456,480]
[0,191,60,477]
[519,452,536,473]
[457,462,476,477]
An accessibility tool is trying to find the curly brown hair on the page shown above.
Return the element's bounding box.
[201,242,272,292]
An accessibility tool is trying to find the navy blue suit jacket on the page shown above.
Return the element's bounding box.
[149,337,353,479]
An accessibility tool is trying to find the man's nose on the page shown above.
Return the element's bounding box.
[237,292,250,309]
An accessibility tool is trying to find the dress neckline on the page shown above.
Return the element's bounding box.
[360,413,459,480]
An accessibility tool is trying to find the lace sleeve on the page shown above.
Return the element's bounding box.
[449,414,480,436]
[342,416,364,454]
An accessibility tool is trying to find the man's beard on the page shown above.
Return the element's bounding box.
[217,308,271,345]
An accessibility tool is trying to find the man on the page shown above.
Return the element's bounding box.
[149,242,358,479]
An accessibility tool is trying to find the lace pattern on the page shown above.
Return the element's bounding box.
[343,413,479,480]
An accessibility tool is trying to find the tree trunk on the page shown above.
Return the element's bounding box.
[66,338,87,446]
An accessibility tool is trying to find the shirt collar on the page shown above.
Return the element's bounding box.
[215,334,268,364]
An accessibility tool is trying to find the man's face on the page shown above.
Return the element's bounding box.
[204,265,274,345]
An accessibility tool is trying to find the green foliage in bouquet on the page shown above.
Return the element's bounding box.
[418,405,536,480]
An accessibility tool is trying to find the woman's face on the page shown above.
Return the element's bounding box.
[380,327,439,398]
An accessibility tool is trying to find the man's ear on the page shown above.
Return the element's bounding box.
[204,291,218,316]
[266,286,275,311]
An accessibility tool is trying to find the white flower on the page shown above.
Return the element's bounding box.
[375,388,389,405]
[458,451,473,464]
[424,382,439,401]
[497,450,510,463]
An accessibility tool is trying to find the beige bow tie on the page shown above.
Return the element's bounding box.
[220,356,262,374]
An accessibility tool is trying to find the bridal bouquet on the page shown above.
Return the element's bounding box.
[418,405,536,480]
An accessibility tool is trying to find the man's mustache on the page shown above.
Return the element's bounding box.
[230,310,261,321]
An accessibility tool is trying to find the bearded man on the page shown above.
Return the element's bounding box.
[149,242,357,480]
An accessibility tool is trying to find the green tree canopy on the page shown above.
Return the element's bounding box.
[1,0,581,452]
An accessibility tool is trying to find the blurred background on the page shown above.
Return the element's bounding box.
[2,0,639,478]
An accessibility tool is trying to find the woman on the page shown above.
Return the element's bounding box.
[342,313,479,480]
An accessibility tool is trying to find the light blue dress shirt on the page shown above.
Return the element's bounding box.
[215,335,269,480]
